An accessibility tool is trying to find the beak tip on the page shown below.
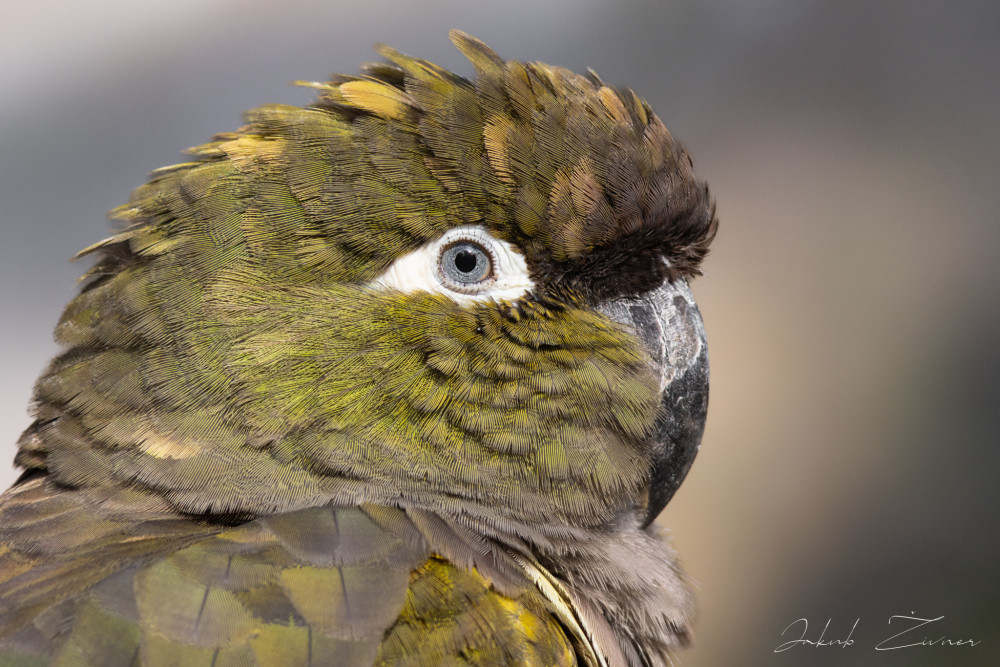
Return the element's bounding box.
[642,339,709,527]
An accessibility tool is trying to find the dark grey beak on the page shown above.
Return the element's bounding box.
[597,279,709,527]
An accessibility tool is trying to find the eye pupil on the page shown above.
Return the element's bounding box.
[454,250,478,273]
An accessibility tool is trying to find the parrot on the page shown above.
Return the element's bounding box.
[0,31,716,667]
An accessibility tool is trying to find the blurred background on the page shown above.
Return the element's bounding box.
[2,1,998,665]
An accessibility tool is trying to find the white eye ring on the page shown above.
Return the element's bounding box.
[371,225,534,303]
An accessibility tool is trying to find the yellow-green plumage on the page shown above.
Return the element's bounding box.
[1,31,716,666]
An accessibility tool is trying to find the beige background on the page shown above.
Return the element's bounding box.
[2,2,998,665]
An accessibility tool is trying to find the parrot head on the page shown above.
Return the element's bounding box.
[19,31,716,538]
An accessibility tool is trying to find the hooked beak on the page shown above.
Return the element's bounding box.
[597,279,709,528]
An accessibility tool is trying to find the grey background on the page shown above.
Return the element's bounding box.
[2,2,998,665]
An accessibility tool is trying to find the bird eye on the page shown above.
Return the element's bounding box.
[371,225,533,303]
[439,241,494,290]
